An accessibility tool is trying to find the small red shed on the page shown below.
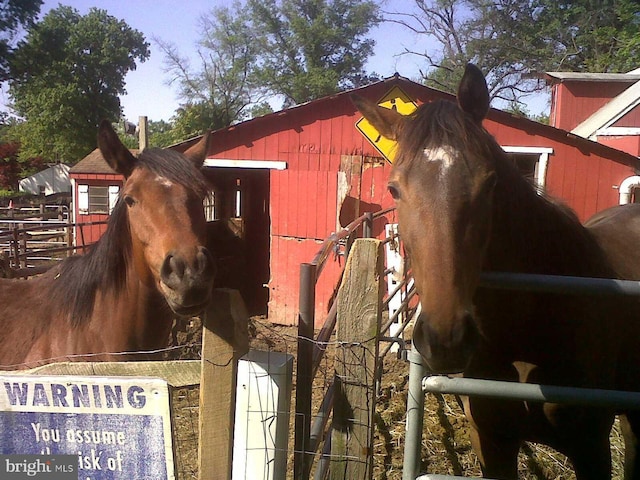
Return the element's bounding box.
[69,148,136,246]
[70,74,640,325]
[546,71,640,203]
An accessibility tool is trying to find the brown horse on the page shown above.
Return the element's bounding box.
[0,121,215,369]
[354,65,640,479]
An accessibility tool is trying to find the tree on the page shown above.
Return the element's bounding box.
[157,2,262,131]
[0,140,21,191]
[158,0,381,129]
[532,0,640,72]
[249,0,381,106]
[0,0,42,80]
[6,6,149,162]
[388,0,640,108]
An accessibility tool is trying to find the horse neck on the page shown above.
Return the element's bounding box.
[93,269,174,353]
[486,158,610,277]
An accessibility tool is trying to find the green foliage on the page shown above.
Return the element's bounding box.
[249,0,381,106]
[6,6,149,163]
[158,0,380,129]
[249,102,275,118]
[158,1,260,132]
[147,120,182,148]
[169,103,225,142]
[393,0,640,113]
[532,0,640,72]
[0,0,42,80]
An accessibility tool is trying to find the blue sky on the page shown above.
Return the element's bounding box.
[13,1,547,122]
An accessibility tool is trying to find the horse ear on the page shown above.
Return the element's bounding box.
[98,120,136,178]
[457,64,490,123]
[183,132,211,168]
[351,94,403,141]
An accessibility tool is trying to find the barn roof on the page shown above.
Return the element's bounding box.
[173,73,640,171]
[73,74,640,174]
[70,148,139,175]
[545,71,640,83]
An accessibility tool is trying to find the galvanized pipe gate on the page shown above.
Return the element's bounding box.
[403,272,640,480]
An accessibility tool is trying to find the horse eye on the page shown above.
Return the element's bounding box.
[388,184,401,200]
[123,195,136,207]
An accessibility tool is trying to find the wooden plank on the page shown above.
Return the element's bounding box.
[330,238,384,480]
[198,288,249,480]
[3,360,202,387]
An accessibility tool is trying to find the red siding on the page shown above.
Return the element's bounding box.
[70,173,121,246]
[551,81,633,131]
[599,135,640,157]
[481,113,637,220]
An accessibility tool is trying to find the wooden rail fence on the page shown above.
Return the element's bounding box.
[1,215,106,278]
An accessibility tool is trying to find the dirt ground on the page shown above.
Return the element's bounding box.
[170,316,625,480]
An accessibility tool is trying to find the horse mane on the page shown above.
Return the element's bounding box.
[49,147,209,327]
[398,99,613,278]
[395,100,495,171]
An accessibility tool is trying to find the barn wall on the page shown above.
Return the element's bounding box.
[485,115,636,220]
[551,81,633,131]
[598,135,640,157]
[70,174,121,246]
[207,82,412,324]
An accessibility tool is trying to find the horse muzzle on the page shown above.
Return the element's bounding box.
[413,310,479,374]
[160,246,216,316]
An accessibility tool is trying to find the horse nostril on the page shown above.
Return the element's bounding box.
[197,246,216,279]
[161,253,186,287]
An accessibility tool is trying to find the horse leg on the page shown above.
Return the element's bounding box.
[621,413,640,480]
[469,426,520,480]
[560,429,612,480]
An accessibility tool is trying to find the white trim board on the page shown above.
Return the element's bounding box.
[501,145,553,190]
[203,159,287,170]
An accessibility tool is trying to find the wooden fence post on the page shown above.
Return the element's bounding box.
[330,238,384,480]
[198,288,249,480]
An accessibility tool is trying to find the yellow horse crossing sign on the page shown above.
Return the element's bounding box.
[355,85,418,163]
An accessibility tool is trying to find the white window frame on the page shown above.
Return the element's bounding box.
[501,146,553,190]
[77,184,120,215]
[78,184,89,215]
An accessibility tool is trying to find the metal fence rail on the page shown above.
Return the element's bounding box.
[403,271,640,480]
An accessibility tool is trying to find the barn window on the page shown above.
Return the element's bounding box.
[501,146,553,192]
[204,191,216,221]
[77,185,120,215]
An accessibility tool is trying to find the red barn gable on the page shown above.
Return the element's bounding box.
[71,75,640,325]
[546,70,640,158]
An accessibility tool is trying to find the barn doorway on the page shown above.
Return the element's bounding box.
[203,167,271,315]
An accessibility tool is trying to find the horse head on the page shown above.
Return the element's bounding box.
[98,121,216,317]
[353,65,498,373]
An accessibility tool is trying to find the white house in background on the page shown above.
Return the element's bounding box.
[19,164,71,196]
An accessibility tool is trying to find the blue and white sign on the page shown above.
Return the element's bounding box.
[0,375,175,480]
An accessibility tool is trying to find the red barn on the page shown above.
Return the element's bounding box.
[546,71,640,203]
[70,75,640,325]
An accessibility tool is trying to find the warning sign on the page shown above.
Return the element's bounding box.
[0,375,174,480]
[355,86,418,163]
